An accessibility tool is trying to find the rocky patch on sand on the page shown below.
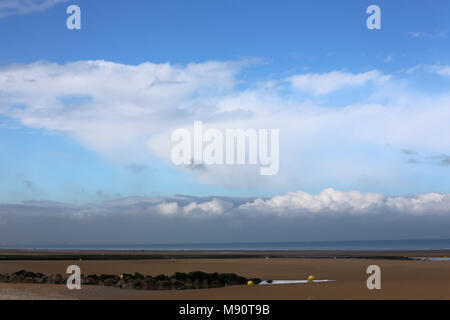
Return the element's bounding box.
[0,270,262,291]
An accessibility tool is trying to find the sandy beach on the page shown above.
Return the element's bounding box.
[1,250,450,300]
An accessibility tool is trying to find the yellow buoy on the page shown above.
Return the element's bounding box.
[307,275,315,283]
[247,280,254,286]
[79,258,82,262]
[120,274,124,280]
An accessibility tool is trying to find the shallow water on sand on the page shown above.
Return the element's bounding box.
[411,257,450,261]
[259,280,336,285]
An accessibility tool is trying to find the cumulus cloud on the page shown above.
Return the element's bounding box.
[385,193,449,214]
[240,189,384,215]
[0,0,67,18]
[155,202,179,216]
[1,189,450,245]
[248,189,450,215]
[182,198,234,217]
[287,70,390,95]
[240,189,450,216]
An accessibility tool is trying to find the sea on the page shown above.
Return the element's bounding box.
[4,239,450,251]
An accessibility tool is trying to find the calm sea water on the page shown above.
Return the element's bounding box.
[6,239,450,251]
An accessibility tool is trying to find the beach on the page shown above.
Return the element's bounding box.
[1,250,450,300]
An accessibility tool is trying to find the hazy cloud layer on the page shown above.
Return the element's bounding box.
[1,189,450,245]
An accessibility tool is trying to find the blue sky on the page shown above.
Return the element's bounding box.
[1,0,450,245]
[0,0,450,204]
[1,0,449,67]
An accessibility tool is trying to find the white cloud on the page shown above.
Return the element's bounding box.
[240,189,384,214]
[239,189,450,216]
[182,198,234,217]
[1,60,450,191]
[431,65,450,76]
[2,189,450,220]
[0,0,67,18]
[120,198,234,218]
[288,70,390,95]
[0,60,238,158]
[385,193,449,214]
[155,202,179,216]
[404,64,450,77]
[408,30,448,39]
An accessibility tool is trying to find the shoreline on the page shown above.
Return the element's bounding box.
[1,249,449,260]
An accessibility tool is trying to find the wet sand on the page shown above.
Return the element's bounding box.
[1,251,450,300]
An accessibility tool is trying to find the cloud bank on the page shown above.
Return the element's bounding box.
[1,189,450,246]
